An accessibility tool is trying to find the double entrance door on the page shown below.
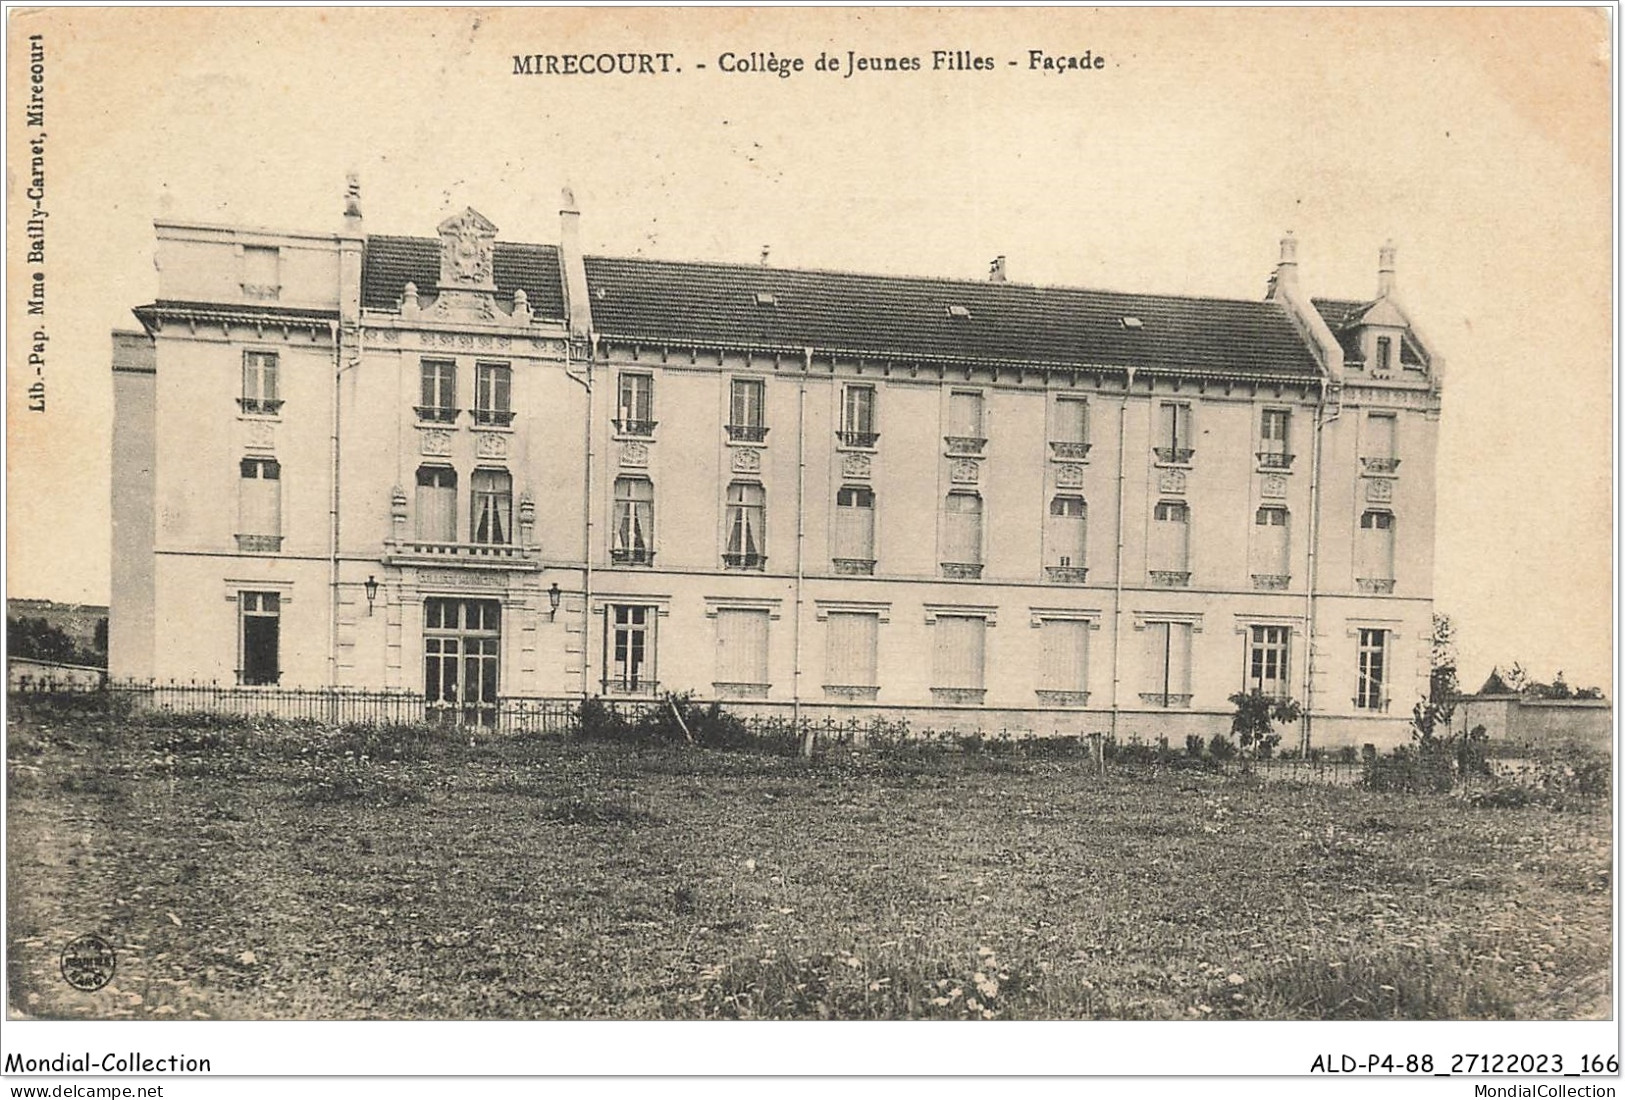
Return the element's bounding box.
[424,597,501,726]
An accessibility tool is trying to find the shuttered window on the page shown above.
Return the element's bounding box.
[415,466,457,542]
[834,486,875,561]
[1150,500,1190,573]
[1053,397,1088,445]
[715,608,770,685]
[1143,621,1192,701]
[948,391,984,438]
[825,612,878,687]
[943,492,983,564]
[1046,495,1087,569]
[1251,506,1289,576]
[1040,619,1089,693]
[238,458,281,540]
[932,615,986,690]
[1357,510,1396,580]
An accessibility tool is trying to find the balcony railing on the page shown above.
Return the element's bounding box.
[472,408,517,427]
[613,418,658,437]
[603,679,659,697]
[1356,577,1396,594]
[1251,573,1291,590]
[712,681,771,700]
[836,430,880,449]
[940,562,983,580]
[237,398,284,416]
[1045,566,1089,584]
[1153,446,1195,465]
[832,557,876,576]
[383,539,540,569]
[726,424,769,443]
[1048,440,1092,460]
[930,687,986,706]
[1360,456,1401,475]
[610,547,655,567]
[1139,692,1193,708]
[944,436,986,455]
[236,534,284,553]
[414,405,459,424]
[1148,570,1191,587]
[823,684,879,701]
[1256,451,1296,470]
[722,552,767,571]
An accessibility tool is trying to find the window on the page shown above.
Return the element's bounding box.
[606,604,655,694]
[1039,619,1090,698]
[415,466,457,543]
[839,384,878,447]
[1149,500,1190,583]
[1363,412,1399,472]
[237,457,282,552]
[825,611,879,694]
[240,351,281,414]
[612,477,654,564]
[238,591,280,685]
[724,482,766,569]
[1357,510,1396,586]
[1051,396,1090,457]
[1375,336,1393,374]
[942,491,983,575]
[948,391,985,442]
[1155,402,1193,462]
[1141,621,1192,706]
[241,246,280,299]
[1356,628,1388,710]
[728,378,767,442]
[834,485,876,571]
[1046,495,1087,580]
[418,360,458,422]
[474,362,513,426]
[715,608,770,690]
[424,598,501,726]
[1247,625,1292,699]
[1251,505,1290,581]
[470,469,512,545]
[1259,409,1292,468]
[616,373,655,435]
[932,614,987,701]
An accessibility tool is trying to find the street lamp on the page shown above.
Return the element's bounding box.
[548,582,562,621]
[364,575,380,616]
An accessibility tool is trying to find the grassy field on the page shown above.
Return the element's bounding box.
[5,701,1612,1020]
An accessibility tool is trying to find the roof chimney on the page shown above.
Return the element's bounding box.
[342,171,363,230]
[1269,231,1299,298]
[989,255,1007,283]
[559,186,592,339]
[1377,239,1397,298]
[760,244,771,267]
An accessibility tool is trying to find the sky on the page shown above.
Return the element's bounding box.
[4,6,1614,690]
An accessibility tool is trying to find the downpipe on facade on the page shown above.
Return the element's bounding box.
[795,351,810,756]
[1109,367,1134,743]
[562,335,597,701]
[1301,378,1338,753]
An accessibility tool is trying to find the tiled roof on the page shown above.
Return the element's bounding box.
[361,236,566,319]
[1312,297,1427,366]
[586,257,1323,377]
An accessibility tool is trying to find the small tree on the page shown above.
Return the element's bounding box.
[1227,689,1302,759]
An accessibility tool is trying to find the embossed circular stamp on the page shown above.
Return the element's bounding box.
[60,933,116,991]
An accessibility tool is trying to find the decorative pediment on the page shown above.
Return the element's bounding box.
[1359,298,1408,330]
[438,208,498,290]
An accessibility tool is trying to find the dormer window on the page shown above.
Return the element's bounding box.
[753,292,778,307]
[1375,336,1393,375]
[946,304,971,320]
[1121,316,1143,329]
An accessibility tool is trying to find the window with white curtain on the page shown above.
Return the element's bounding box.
[470,469,512,545]
[612,476,654,564]
[1046,495,1087,572]
[725,482,766,568]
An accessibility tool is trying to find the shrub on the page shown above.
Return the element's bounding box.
[1207,733,1235,761]
[1227,689,1302,757]
[1185,734,1205,759]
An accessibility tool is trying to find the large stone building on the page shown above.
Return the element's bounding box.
[111,182,1443,748]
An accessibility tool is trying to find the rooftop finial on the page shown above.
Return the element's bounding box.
[1269,231,1300,299]
[1279,231,1298,266]
[1378,239,1397,297]
[760,244,771,267]
[560,185,577,212]
[989,255,1007,283]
